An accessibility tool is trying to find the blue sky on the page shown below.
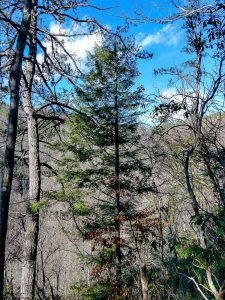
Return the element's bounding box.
[82,0,187,93]
[36,0,224,121]
[88,1,187,89]
[37,0,188,96]
[77,1,225,121]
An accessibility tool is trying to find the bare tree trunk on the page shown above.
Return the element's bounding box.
[0,1,32,297]
[140,263,149,300]
[20,115,40,300]
[20,2,41,299]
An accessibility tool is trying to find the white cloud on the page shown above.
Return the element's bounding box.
[37,22,102,64]
[158,88,210,121]
[37,53,44,63]
[141,24,181,48]
[69,34,102,59]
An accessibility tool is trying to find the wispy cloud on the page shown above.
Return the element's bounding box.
[140,24,181,48]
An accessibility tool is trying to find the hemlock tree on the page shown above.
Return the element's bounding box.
[53,33,154,299]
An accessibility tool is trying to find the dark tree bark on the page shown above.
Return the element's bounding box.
[0,0,32,297]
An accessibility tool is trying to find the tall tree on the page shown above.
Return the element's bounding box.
[20,1,41,299]
[0,0,32,297]
[53,32,153,299]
